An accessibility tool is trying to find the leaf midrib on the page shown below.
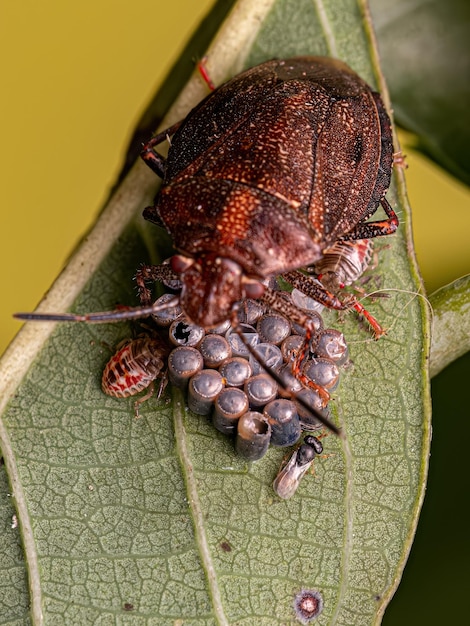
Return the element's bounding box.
[173,388,230,626]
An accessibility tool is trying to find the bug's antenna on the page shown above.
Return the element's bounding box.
[14,296,180,324]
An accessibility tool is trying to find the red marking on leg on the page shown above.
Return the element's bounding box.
[352,300,386,339]
[292,321,331,406]
[197,57,216,91]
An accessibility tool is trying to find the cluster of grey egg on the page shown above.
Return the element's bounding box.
[151,287,348,463]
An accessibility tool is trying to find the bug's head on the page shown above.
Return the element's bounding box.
[171,253,265,328]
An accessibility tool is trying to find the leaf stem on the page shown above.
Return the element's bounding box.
[429,274,470,377]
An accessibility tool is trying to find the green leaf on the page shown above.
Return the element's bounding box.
[0,0,431,623]
[0,461,30,623]
[370,0,470,186]
[429,274,470,377]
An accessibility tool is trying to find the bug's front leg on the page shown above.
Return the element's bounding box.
[340,198,399,242]
[135,263,180,305]
[140,119,184,177]
[142,204,166,229]
[257,288,331,405]
[283,270,386,339]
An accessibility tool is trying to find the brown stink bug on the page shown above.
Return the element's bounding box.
[16,56,399,434]
[136,56,398,335]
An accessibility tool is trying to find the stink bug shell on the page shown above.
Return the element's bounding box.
[18,56,398,343]
[142,56,397,328]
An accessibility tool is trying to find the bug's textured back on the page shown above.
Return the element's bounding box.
[162,57,393,252]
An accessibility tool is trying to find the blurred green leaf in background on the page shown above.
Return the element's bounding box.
[371,0,470,186]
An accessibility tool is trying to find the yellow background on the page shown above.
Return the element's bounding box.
[1,0,469,356]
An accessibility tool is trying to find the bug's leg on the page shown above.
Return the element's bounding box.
[142,205,166,229]
[290,334,331,405]
[197,56,216,91]
[134,382,155,418]
[284,271,346,309]
[135,263,180,305]
[283,270,386,339]
[156,370,169,399]
[139,59,213,159]
[230,304,341,436]
[341,197,399,241]
[257,289,332,405]
[393,151,408,169]
[140,119,184,177]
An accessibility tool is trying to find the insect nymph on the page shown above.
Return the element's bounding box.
[101,334,170,416]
